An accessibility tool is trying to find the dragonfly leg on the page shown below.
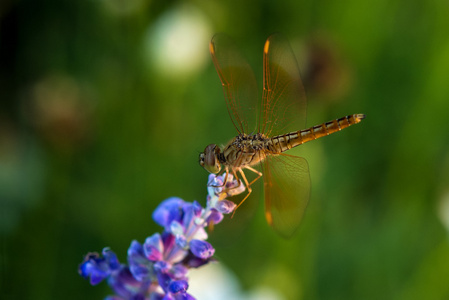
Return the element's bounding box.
[244,166,263,187]
[231,169,252,218]
[231,168,242,189]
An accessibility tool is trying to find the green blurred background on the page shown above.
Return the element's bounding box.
[1,0,449,299]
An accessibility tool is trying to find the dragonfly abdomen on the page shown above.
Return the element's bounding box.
[269,114,365,153]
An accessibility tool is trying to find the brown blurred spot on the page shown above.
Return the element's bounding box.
[301,34,353,103]
[26,74,94,152]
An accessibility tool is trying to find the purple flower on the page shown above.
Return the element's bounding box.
[169,280,188,294]
[189,240,215,260]
[215,200,237,214]
[79,173,245,299]
[206,173,243,214]
[127,240,154,281]
[205,208,223,224]
[143,233,164,261]
[108,266,150,299]
[182,252,215,269]
[153,197,185,230]
[79,248,120,285]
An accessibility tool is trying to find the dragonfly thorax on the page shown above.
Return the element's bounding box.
[231,133,268,151]
[221,133,270,168]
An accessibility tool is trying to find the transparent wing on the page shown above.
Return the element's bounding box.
[263,153,310,238]
[261,34,307,136]
[209,34,259,134]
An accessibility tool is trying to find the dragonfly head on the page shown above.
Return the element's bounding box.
[199,144,222,174]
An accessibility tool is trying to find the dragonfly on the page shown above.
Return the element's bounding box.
[199,33,365,238]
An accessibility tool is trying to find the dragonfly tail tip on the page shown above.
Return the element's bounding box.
[356,114,366,121]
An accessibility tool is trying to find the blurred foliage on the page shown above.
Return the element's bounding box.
[1,0,449,299]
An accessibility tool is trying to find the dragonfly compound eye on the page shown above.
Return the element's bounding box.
[199,153,205,167]
[203,144,221,174]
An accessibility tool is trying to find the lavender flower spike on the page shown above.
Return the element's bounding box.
[79,173,245,299]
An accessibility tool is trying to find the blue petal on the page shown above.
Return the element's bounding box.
[79,253,98,278]
[168,280,188,294]
[128,241,147,264]
[189,240,215,259]
[127,240,152,281]
[153,197,185,229]
[108,266,150,299]
[170,221,185,236]
[129,264,151,282]
[182,252,213,268]
[181,204,196,230]
[162,232,176,252]
[208,173,222,186]
[105,296,124,300]
[156,271,172,292]
[175,235,187,248]
[192,201,203,215]
[79,251,120,285]
[154,261,170,273]
[149,293,165,300]
[215,199,236,214]
[89,268,109,285]
[174,293,196,300]
[170,264,188,278]
[207,174,224,196]
[206,209,224,225]
[102,248,121,270]
[128,240,144,257]
[144,233,163,261]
